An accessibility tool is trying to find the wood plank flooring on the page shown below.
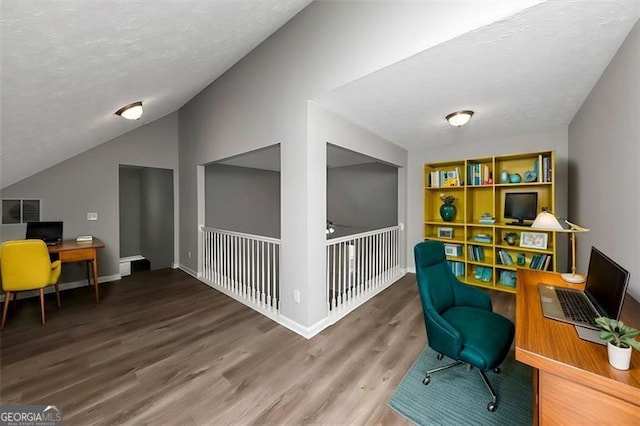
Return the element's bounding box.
[0,269,514,425]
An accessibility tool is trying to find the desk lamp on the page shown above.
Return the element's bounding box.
[531,211,589,283]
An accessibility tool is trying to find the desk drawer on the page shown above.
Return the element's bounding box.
[59,248,94,262]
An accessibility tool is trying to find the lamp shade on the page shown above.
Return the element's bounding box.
[531,211,565,230]
[115,101,143,120]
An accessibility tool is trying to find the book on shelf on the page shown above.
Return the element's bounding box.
[542,156,551,182]
[430,169,462,188]
[481,267,492,283]
[474,233,491,243]
[474,265,483,280]
[478,213,495,224]
[499,270,517,287]
[447,260,465,277]
[538,154,543,183]
[497,249,513,265]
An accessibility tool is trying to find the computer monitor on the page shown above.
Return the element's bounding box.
[504,192,537,225]
[585,246,630,320]
[25,221,63,245]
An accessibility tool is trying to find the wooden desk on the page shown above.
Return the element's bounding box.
[48,239,105,303]
[515,269,640,425]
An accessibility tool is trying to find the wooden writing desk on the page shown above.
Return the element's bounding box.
[48,239,105,303]
[515,269,640,425]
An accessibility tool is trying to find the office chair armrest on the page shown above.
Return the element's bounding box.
[51,260,61,270]
[453,280,492,311]
[425,311,462,357]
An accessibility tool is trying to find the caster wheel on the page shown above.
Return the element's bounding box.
[494,367,501,374]
[437,353,443,360]
[487,402,497,412]
[423,376,431,385]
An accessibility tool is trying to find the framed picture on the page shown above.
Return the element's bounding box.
[438,227,454,239]
[520,231,548,249]
[444,243,462,256]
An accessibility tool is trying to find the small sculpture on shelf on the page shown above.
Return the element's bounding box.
[439,193,456,222]
[504,232,518,246]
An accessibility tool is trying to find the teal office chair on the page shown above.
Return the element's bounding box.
[414,241,514,412]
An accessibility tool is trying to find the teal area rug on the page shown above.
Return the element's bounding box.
[388,346,532,425]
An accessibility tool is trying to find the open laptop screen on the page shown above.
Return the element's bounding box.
[585,246,630,319]
[25,221,63,245]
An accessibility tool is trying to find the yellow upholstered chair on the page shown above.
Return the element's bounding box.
[1,240,62,329]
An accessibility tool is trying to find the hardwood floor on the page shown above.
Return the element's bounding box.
[0,269,515,425]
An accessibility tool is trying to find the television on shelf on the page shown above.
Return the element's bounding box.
[504,192,537,226]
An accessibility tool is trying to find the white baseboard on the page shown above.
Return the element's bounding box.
[0,273,121,302]
[277,314,331,340]
[178,264,199,278]
[406,267,416,274]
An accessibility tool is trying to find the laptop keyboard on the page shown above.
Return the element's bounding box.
[556,289,598,326]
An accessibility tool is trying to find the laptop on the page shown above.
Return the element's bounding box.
[538,246,630,330]
[25,221,63,246]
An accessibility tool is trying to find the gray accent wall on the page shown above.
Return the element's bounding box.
[205,164,280,239]
[327,162,398,233]
[140,167,174,270]
[179,2,409,328]
[569,21,639,300]
[0,112,179,282]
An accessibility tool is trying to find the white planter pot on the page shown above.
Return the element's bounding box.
[607,342,632,370]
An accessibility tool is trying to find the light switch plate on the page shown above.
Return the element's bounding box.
[87,212,98,221]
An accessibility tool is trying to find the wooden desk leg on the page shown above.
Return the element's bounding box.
[91,252,100,303]
[532,367,539,426]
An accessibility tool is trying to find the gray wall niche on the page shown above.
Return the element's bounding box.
[205,163,280,239]
[119,165,174,270]
[327,162,398,236]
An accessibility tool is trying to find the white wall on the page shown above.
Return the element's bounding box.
[569,21,639,300]
[1,112,179,281]
[406,127,569,271]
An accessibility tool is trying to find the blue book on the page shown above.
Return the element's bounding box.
[481,267,492,282]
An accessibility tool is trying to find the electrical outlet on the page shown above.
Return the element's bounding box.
[294,290,301,303]
[87,212,98,221]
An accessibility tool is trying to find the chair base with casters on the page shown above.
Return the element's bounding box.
[414,240,515,413]
[422,354,502,412]
[1,240,63,330]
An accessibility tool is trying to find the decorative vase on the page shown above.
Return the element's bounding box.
[439,204,456,222]
[510,173,522,183]
[607,342,632,370]
[500,170,510,184]
[504,233,517,245]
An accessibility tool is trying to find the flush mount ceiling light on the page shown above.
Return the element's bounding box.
[115,101,143,120]
[445,110,474,127]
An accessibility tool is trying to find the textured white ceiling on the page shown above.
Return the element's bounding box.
[0,0,311,188]
[316,1,640,150]
[1,1,638,189]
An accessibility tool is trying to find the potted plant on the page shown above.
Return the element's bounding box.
[595,316,640,370]
[439,194,456,222]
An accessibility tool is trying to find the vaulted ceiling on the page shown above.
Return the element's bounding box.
[1,1,638,188]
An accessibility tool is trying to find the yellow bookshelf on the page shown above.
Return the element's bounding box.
[424,151,556,293]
